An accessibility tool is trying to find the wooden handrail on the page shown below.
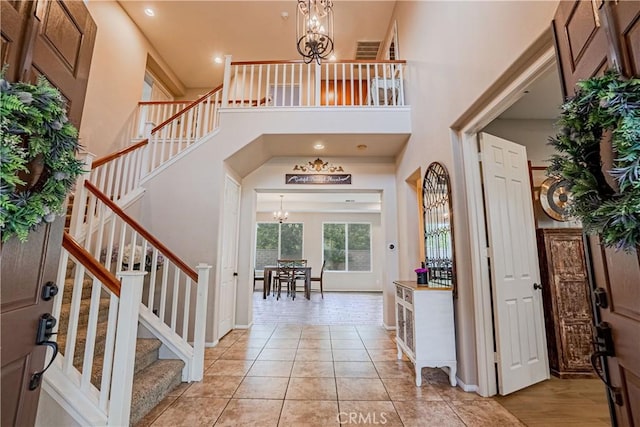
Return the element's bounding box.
[62,232,121,297]
[92,139,149,169]
[152,84,223,134]
[84,181,198,282]
[231,59,407,65]
[138,100,194,105]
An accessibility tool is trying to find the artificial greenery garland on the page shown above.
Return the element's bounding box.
[548,70,640,251]
[1,75,84,242]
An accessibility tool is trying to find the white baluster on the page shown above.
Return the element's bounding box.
[191,264,211,381]
[99,293,119,411]
[182,277,191,339]
[171,268,180,331]
[108,271,145,427]
[69,151,94,239]
[80,277,103,392]
[221,55,232,106]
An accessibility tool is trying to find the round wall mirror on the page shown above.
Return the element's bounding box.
[422,162,456,295]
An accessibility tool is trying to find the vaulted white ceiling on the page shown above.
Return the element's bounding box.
[119,1,398,89]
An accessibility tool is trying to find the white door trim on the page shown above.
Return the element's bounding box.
[453,34,556,397]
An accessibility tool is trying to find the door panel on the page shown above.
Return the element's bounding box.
[609,0,640,78]
[552,0,611,97]
[218,176,241,338]
[479,133,549,395]
[0,1,32,82]
[1,217,65,427]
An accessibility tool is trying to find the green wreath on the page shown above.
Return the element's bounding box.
[1,75,84,242]
[548,70,640,251]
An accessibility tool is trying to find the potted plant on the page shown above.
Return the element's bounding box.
[0,74,84,242]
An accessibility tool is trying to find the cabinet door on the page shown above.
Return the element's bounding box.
[396,302,405,343]
[405,306,415,354]
[552,0,611,97]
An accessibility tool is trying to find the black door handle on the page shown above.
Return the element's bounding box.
[29,313,59,390]
[533,283,542,290]
[590,322,623,406]
[41,281,59,301]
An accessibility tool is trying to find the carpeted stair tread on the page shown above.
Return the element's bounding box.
[129,359,184,426]
[58,297,111,331]
[57,319,110,366]
[89,339,162,387]
[62,277,95,303]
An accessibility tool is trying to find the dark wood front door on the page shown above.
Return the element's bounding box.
[1,0,97,127]
[1,218,65,427]
[1,1,96,425]
[553,1,640,425]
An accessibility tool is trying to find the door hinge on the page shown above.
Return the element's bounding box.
[494,352,500,363]
[478,152,483,162]
[482,247,491,258]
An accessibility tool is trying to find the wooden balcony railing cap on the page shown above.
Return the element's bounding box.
[62,232,121,297]
[152,84,223,134]
[92,139,149,169]
[84,181,198,281]
[231,59,406,66]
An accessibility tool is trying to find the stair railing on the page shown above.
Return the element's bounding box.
[46,232,144,426]
[89,85,223,204]
[71,176,210,381]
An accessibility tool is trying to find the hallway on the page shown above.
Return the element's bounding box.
[135,324,609,426]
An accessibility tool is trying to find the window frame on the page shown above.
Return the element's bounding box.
[254,221,304,270]
[322,221,372,273]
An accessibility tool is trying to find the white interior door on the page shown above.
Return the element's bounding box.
[479,133,549,395]
[218,175,241,338]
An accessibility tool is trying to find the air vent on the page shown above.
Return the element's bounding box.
[355,41,381,60]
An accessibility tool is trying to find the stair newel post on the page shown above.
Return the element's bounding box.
[69,151,95,239]
[221,55,232,107]
[191,263,212,381]
[108,271,145,427]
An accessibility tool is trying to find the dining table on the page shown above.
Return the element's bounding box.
[262,266,311,300]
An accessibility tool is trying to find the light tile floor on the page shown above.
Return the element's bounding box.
[136,291,609,426]
[137,324,528,426]
[253,290,383,325]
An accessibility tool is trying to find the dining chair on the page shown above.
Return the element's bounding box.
[275,260,295,300]
[310,260,326,298]
[253,268,264,291]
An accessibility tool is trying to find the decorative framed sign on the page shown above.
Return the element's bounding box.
[286,174,352,184]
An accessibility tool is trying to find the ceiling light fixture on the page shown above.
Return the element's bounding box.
[214,57,223,64]
[273,195,289,223]
[296,0,334,64]
[144,8,155,16]
[357,144,368,150]
[314,143,325,150]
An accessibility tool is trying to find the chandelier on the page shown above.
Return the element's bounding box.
[296,0,334,64]
[273,195,289,223]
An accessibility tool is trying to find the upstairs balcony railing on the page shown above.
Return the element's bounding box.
[91,57,407,205]
[222,57,406,108]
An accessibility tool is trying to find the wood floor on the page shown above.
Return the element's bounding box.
[495,377,610,426]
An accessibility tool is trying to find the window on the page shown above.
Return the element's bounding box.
[323,223,371,272]
[255,222,303,269]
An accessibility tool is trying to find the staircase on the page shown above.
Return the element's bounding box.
[57,265,184,425]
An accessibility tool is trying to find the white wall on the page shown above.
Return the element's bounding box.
[254,211,383,292]
[390,0,559,387]
[80,1,184,158]
[235,156,398,329]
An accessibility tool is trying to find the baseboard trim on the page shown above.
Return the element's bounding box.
[234,322,254,329]
[205,340,219,348]
[456,376,479,393]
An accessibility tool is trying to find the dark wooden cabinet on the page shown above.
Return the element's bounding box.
[537,228,594,378]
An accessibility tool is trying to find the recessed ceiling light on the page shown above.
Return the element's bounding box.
[329,54,337,61]
[214,57,223,64]
[357,144,367,150]
[144,8,155,17]
[314,143,325,150]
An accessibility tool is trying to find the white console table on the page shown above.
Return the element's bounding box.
[393,280,457,386]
